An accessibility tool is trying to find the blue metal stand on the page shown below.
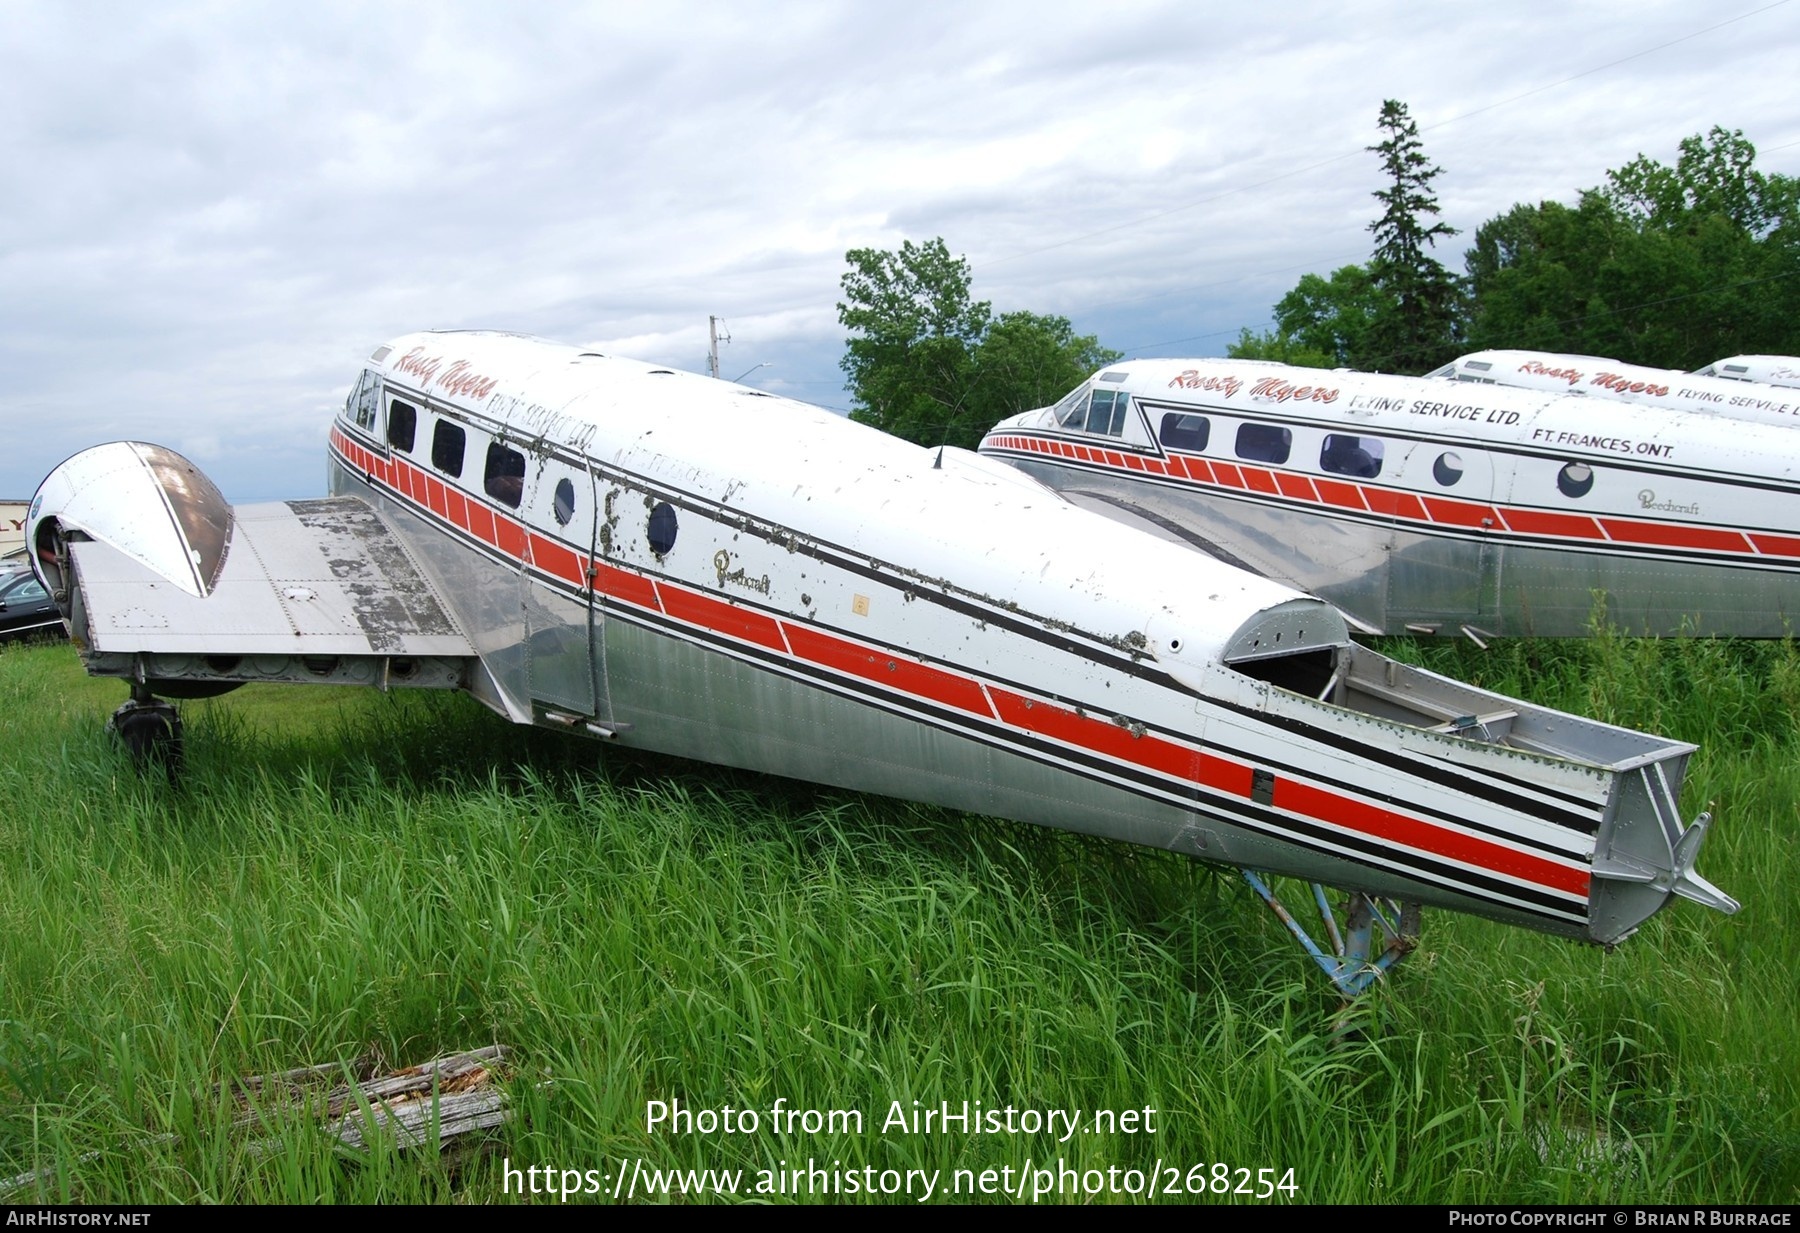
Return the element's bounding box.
[1241,871,1421,998]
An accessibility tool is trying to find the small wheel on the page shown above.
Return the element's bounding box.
[110,700,185,780]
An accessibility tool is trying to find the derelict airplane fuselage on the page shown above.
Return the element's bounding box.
[1431,349,1800,431]
[28,332,1736,990]
[980,358,1800,639]
[1699,355,1800,388]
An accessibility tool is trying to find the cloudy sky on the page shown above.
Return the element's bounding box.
[3,0,1796,501]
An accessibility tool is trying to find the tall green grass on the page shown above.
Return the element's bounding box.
[0,635,1793,1203]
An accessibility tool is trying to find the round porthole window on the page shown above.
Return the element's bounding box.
[647,501,678,556]
[553,478,576,526]
[1433,451,1464,486]
[1557,461,1594,498]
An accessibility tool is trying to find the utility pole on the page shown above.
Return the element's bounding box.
[708,316,728,379]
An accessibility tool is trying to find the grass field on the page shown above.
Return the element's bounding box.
[0,635,1794,1204]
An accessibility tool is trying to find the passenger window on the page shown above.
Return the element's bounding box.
[647,502,679,556]
[1557,461,1594,498]
[1319,434,1383,478]
[485,442,526,508]
[1083,389,1130,437]
[553,477,577,526]
[1160,412,1210,452]
[432,421,466,477]
[387,401,418,452]
[1235,423,1292,464]
[1433,452,1464,486]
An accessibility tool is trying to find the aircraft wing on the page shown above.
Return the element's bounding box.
[69,497,471,658]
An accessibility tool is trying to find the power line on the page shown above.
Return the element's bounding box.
[1120,326,1244,355]
[972,1,1791,277]
[1415,1,1792,136]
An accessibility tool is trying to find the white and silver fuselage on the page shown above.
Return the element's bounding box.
[1433,349,1800,430]
[980,358,1800,638]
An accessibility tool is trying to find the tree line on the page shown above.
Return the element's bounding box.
[1232,104,1800,376]
[837,106,1800,450]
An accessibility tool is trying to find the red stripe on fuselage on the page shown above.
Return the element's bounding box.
[1500,508,1603,540]
[782,624,997,718]
[1312,476,1369,511]
[591,558,659,610]
[1597,519,1752,554]
[1751,532,1800,557]
[992,430,1793,562]
[987,686,1210,784]
[1275,471,1318,501]
[529,533,584,589]
[654,582,787,652]
[1421,496,1496,529]
[1273,778,1589,897]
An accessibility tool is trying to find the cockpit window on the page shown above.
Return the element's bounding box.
[1052,384,1090,428]
[1083,389,1131,436]
[351,370,380,432]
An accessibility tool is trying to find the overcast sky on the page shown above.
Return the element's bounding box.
[4,0,1797,501]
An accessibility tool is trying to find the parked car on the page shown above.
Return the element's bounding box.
[0,571,61,642]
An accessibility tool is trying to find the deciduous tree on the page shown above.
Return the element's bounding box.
[967,310,1121,429]
[1260,262,1382,367]
[838,239,1118,449]
[837,238,991,448]
[1465,127,1800,368]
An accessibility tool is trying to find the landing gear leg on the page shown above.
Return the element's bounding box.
[110,685,184,781]
[1241,871,1421,999]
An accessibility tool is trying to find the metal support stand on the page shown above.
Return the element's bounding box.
[1242,871,1421,998]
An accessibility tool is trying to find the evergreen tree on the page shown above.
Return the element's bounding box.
[1363,100,1464,373]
